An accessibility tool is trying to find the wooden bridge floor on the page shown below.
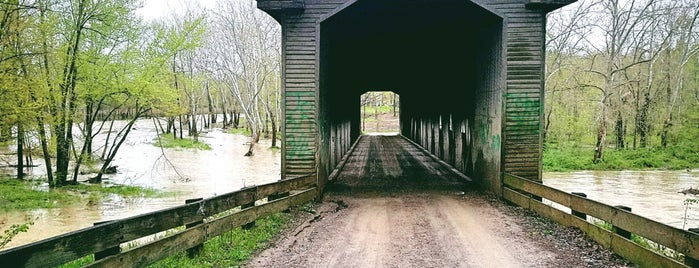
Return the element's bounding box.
[329,135,470,192]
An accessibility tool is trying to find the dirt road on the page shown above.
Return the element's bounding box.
[247,136,628,267]
[247,191,629,268]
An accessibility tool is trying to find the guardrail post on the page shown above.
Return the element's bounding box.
[686,228,699,267]
[242,201,256,229]
[613,205,632,239]
[93,221,120,261]
[185,198,204,258]
[571,192,587,220]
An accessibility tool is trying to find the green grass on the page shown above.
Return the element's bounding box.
[227,126,252,136]
[0,177,173,211]
[58,255,94,268]
[64,184,176,199]
[361,105,395,114]
[543,144,699,171]
[153,135,211,150]
[149,212,293,267]
[0,179,76,210]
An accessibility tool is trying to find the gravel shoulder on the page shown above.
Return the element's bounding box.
[246,190,632,268]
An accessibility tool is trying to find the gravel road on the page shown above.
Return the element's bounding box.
[246,191,631,268]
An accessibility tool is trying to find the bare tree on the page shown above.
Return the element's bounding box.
[577,0,660,162]
[207,0,280,156]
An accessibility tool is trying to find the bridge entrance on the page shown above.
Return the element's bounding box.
[257,0,575,195]
[318,0,503,191]
[360,91,400,134]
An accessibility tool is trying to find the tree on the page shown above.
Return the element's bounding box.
[577,0,660,162]
[207,0,280,156]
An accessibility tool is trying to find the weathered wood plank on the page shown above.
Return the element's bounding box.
[505,173,699,261]
[89,188,317,268]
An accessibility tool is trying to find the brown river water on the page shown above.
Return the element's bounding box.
[1,118,281,249]
[544,170,699,230]
[1,122,698,249]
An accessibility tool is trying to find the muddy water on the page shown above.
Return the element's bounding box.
[1,119,280,249]
[544,170,699,230]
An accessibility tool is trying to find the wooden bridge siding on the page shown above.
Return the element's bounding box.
[399,2,504,193]
[280,0,348,181]
[484,0,546,181]
[276,0,547,188]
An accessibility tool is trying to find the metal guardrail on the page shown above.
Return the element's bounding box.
[503,173,699,268]
[0,174,317,267]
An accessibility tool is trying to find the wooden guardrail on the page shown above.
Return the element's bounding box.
[503,173,699,268]
[0,174,317,268]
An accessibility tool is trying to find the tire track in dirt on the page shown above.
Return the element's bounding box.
[247,192,564,268]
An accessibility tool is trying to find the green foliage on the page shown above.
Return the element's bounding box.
[149,213,293,267]
[0,221,34,249]
[593,219,613,231]
[153,135,212,150]
[58,255,94,268]
[543,143,699,171]
[362,105,394,115]
[227,126,252,137]
[0,178,76,210]
[64,184,174,199]
[0,177,172,211]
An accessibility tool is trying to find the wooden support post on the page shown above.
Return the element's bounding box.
[571,192,587,220]
[185,198,204,258]
[242,201,256,229]
[93,221,120,261]
[613,205,632,239]
[686,228,699,267]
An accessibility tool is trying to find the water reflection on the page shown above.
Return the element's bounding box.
[1,119,280,249]
[544,170,699,229]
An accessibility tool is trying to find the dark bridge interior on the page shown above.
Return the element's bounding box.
[318,0,504,190]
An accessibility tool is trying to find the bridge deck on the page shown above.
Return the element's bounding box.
[330,135,470,191]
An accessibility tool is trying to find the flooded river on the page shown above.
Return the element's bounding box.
[544,170,699,230]
[1,118,281,249]
[2,122,698,249]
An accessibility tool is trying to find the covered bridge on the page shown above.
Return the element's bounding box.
[257,0,576,194]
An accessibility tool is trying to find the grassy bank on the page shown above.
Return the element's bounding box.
[543,144,699,172]
[149,212,294,267]
[56,212,296,268]
[0,178,171,211]
[153,135,211,150]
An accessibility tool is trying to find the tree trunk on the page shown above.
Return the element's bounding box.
[17,124,24,180]
[362,101,366,132]
[375,96,379,132]
[87,103,94,156]
[271,112,277,148]
[637,92,650,148]
[178,112,184,139]
[102,119,114,160]
[244,132,260,157]
[392,93,397,117]
[37,118,54,186]
[593,105,607,163]
[615,111,624,149]
[661,116,671,148]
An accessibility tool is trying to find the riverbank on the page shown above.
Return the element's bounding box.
[0,178,171,212]
[543,144,699,172]
[0,177,172,249]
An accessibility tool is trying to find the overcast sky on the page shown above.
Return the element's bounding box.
[137,0,219,21]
